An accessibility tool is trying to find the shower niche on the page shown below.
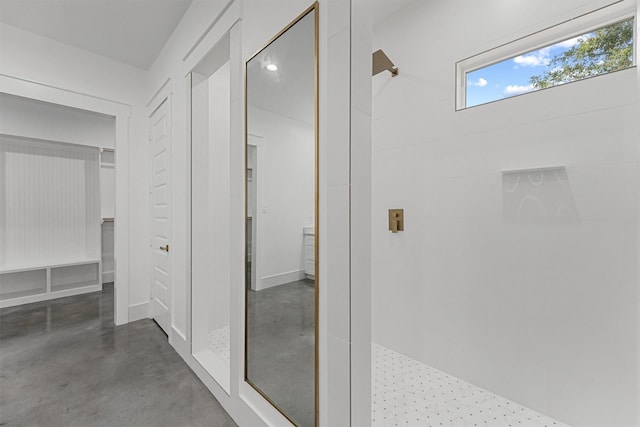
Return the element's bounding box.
[189,33,232,393]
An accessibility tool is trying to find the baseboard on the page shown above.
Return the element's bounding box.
[102,270,114,283]
[259,269,305,290]
[128,301,149,322]
[168,328,267,426]
[0,284,101,309]
[169,329,230,404]
[170,326,189,357]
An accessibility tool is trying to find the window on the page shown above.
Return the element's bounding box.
[457,10,635,110]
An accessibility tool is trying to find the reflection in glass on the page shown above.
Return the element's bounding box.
[245,5,317,427]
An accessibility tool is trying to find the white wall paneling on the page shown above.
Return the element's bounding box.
[0,135,102,307]
[355,0,640,426]
[0,136,100,265]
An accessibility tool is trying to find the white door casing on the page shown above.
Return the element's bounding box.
[150,97,171,335]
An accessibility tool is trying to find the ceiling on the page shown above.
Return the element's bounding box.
[0,0,193,70]
[372,0,418,24]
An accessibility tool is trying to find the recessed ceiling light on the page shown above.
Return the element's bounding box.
[266,63,278,71]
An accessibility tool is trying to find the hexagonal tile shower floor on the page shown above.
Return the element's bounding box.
[372,344,569,427]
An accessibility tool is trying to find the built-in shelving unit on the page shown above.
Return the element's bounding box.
[0,135,104,308]
[0,259,102,307]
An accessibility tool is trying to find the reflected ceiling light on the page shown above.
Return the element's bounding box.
[266,63,278,71]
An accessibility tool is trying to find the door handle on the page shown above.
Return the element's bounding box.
[160,244,169,252]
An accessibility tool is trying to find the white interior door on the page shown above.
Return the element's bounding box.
[150,98,171,335]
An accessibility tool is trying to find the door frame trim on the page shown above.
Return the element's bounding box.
[0,73,132,325]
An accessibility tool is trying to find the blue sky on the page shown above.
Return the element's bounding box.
[466,35,587,108]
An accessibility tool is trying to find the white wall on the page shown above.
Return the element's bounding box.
[207,62,232,331]
[0,136,100,266]
[192,61,232,348]
[0,93,115,149]
[1,4,357,426]
[191,73,211,353]
[248,107,315,289]
[0,23,150,315]
[370,1,639,426]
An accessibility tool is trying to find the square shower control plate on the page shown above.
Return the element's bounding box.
[388,209,404,233]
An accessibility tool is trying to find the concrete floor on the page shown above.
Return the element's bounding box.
[246,279,315,427]
[0,284,237,427]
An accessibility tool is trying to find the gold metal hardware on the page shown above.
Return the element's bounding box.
[373,49,399,77]
[160,244,169,252]
[389,209,404,233]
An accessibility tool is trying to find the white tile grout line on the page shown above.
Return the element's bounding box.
[372,343,570,427]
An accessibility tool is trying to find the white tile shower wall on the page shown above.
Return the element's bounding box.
[370,1,639,426]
